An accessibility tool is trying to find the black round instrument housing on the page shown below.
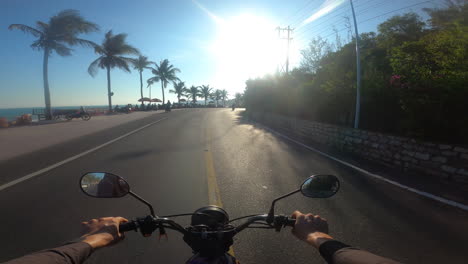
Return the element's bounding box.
[191,205,229,227]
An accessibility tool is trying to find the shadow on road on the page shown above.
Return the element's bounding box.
[231,110,468,243]
[111,149,154,161]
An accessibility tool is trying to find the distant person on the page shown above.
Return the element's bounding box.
[114,105,120,112]
[97,174,128,198]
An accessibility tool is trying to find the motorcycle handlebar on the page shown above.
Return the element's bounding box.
[119,215,296,235]
[285,218,296,227]
[119,221,138,232]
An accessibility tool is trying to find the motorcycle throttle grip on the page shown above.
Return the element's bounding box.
[119,221,138,232]
[285,217,296,227]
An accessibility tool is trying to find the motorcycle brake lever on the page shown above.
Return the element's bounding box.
[158,226,168,241]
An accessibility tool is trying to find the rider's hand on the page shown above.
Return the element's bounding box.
[291,211,333,248]
[80,217,128,249]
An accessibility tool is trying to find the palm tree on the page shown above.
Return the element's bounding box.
[132,55,154,106]
[200,85,213,106]
[170,81,186,103]
[187,85,201,103]
[88,30,139,112]
[148,59,180,105]
[147,79,154,99]
[214,89,222,107]
[221,89,229,107]
[8,9,98,119]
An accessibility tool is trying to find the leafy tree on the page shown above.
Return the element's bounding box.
[377,13,426,50]
[300,37,332,73]
[170,81,186,103]
[8,9,98,119]
[200,85,213,106]
[132,55,154,105]
[88,30,139,112]
[243,2,468,144]
[390,16,468,140]
[148,59,180,104]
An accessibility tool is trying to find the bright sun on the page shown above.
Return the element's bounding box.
[211,14,280,92]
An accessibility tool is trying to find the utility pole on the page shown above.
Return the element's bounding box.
[350,0,361,129]
[276,26,294,74]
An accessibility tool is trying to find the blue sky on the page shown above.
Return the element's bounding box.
[0,0,440,108]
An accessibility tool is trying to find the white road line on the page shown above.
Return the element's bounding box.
[255,121,468,211]
[0,117,167,192]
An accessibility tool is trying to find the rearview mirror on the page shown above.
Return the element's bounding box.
[80,172,130,198]
[300,175,339,198]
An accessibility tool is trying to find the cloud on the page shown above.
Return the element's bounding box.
[191,0,224,25]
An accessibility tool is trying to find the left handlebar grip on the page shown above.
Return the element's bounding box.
[119,221,138,232]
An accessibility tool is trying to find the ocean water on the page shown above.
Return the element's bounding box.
[0,106,107,121]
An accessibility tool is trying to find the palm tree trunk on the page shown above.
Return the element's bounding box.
[161,82,165,104]
[106,65,112,113]
[139,70,144,106]
[43,47,52,120]
[205,97,207,106]
[178,95,180,104]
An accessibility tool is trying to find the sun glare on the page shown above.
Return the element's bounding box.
[211,14,280,92]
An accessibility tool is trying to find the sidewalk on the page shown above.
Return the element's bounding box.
[0,111,168,161]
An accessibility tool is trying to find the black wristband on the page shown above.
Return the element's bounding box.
[318,240,351,264]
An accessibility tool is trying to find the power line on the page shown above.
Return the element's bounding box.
[294,7,349,37]
[359,0,433,24]
[295,0,389,39]
[319,0,434,40]
[279,0,318,25]
[291,0,350,29]
[354,0,393,16]
[302,0,390,38]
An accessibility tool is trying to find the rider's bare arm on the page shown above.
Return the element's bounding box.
[291,211,401,264]
[5,217,127,264]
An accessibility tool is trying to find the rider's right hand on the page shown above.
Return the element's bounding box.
[291,211,334,248]
[80,217,128,249]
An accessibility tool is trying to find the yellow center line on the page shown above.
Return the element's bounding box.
[204,127,235,256]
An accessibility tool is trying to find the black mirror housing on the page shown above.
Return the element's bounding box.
[80,172,130,198]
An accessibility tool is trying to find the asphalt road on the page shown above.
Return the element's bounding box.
[1,109,467,263]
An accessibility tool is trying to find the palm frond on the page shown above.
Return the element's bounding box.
[119,44,140,56]
[8,24,42,37]
[36,21,49,32]
[49,9,98,36]
[88,56,103,76]
[93,44,106,55]
[113,56,132,73]
[52,42,73,56]
[67,38,98,48]
[147,76,160,86]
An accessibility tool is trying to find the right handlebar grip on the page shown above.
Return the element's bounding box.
[285,217,296,227]
[119,221,138,232]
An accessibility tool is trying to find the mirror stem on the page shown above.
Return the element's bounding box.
[266,189,300,223]
[129,191,155,217]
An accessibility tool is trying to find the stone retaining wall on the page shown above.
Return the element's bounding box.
[248,111,468,185]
